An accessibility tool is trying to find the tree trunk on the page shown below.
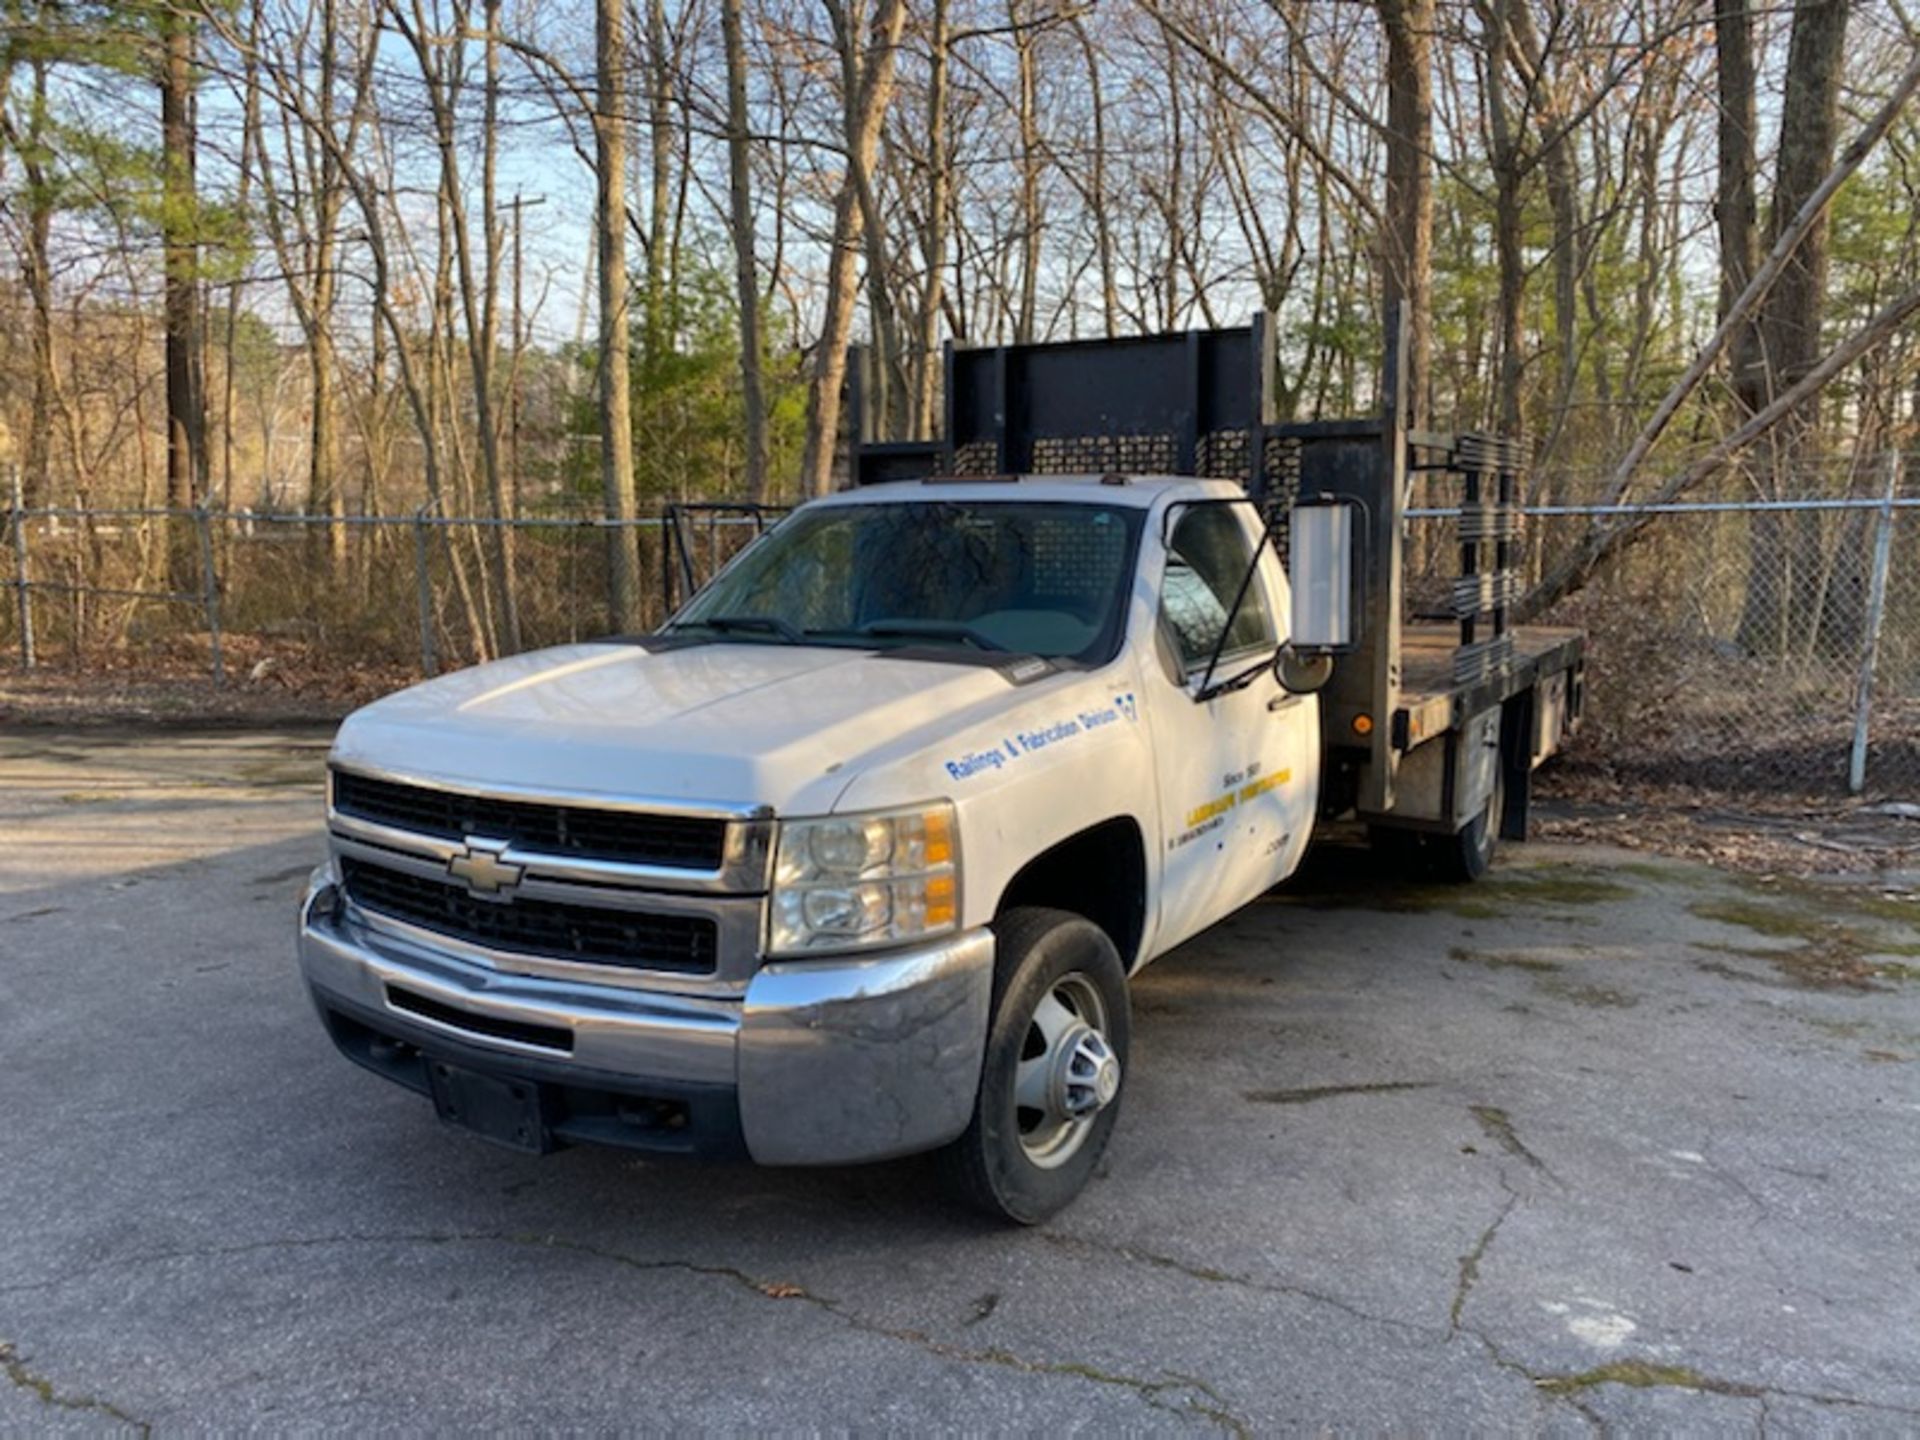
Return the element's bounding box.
[19,56,55,509]
[1377,0,1433,429]
[1714,0,1763,413]
[800,0,908,497]
[1736,0,1850,654]
[1071,16,1118,341]
[643,0,671,378]
[1482,0,1524,435]
[597,0,642,628]
[477,0,519,649]
[844,17,908,440]
[1508,0,1581,484]
[161,8,207,593]
[719,0,769,500]
[310,0,344,565]
[1012,0,1041,345]
[913,0,952,437]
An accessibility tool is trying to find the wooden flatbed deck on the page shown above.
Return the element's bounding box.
[1401,623,1583,698]
[1394,623,1584,750]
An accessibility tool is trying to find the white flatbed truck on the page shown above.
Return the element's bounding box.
[298,317,1582,1221]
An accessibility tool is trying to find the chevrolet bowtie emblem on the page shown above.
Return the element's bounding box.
[446,838,524,898]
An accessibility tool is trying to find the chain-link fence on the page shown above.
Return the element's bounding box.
[1407,463,1918,797]
[5,466,1917,797]
[0,477,780,684]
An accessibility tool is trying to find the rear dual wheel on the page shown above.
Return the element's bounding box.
[940,907,1130,1224]
[1430,761,1504,883]
[1368,759,1506,884]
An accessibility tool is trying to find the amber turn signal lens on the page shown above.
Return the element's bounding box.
[924,872,957,928]
[1352,713,1374,736]
[922,807,954,867]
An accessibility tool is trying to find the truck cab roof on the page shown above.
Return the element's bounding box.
[813,474,1242,511]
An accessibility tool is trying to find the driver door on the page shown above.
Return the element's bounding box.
[1144,502,1315,953]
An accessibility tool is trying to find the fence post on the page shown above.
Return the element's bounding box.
[7,464,34,669]
[413,502,438,677]
[1848,451,1901,794]
[660,511,676,617]
[195,504,225,685]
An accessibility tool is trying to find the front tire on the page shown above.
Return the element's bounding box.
[939,907,1130,1224]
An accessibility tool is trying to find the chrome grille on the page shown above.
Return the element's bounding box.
[341,858,719,975]
[331,769,729,871]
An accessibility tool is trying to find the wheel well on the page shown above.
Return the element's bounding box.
[995,817,1148,970]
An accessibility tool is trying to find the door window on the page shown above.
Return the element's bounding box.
[1159,505,1275,674]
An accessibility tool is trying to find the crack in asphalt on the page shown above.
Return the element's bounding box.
[1448,1186,1520,1335]
[431,1230,1254,1435]
[1037,1230,1439,1341]
[0,1340,150,1436]
[1460,1329,1920,1422]
[1242,1081,1436,1106]
[1436,1171,1920,1427]
[1468,1105,1559,1183]
[10,1224,1917,1430]
[3,1231,1250,1434]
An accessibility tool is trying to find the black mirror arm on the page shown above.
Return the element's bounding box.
[1195,646,1283,703]
[1194,526,1275,699]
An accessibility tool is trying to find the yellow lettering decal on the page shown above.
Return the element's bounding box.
[1183,794,1236,828]
[1237,768,1292,803]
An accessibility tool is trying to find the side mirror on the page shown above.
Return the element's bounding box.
[1288,498,1359,652]
[1275,648,1335,695]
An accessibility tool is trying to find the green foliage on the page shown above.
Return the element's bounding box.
[563,249,807,508]
[1,2,154,79]
[2,4,254,282]
[225,310,287,390]
[1828,153,1920,315]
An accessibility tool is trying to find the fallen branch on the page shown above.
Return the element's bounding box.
[1517,278,1920,620]
[1595,46,1920,511]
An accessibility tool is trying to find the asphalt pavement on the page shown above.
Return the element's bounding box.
[3,728,1918,1433]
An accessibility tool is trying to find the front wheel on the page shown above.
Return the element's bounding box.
[939,907,1130,1224]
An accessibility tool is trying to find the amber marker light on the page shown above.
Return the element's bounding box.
[924,872,958,929]
[922,807,954,867]
[1352,713,1375,736]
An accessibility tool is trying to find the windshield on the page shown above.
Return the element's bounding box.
[669,500,1144,664]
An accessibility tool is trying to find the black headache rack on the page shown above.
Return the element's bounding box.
[848,311,1584,822]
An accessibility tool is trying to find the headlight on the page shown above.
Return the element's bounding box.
[768,802,958,955]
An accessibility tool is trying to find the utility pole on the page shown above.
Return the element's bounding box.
[504,192,546,513]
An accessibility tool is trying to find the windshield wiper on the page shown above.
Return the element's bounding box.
[672,613,805,644]
[855,619,1007,652]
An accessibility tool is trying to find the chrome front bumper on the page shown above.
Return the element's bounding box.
[298,868,993,1165]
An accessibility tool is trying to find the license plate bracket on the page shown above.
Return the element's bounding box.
[427,1060,552,1154]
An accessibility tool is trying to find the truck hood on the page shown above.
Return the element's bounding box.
[329,640,1031,813]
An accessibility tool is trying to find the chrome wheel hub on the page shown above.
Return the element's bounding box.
[1014,971,1121,1168]
[1056,1026,1120,1116]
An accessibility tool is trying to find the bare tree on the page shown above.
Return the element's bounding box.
[1377,0,1433,427]
[598,0,642,627]
[799,0,907,497]
[720,0,769,499]
[160,4,207,589]
[0,42,55,509]
[1735,0,1852,652]
[247,0,359,566]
